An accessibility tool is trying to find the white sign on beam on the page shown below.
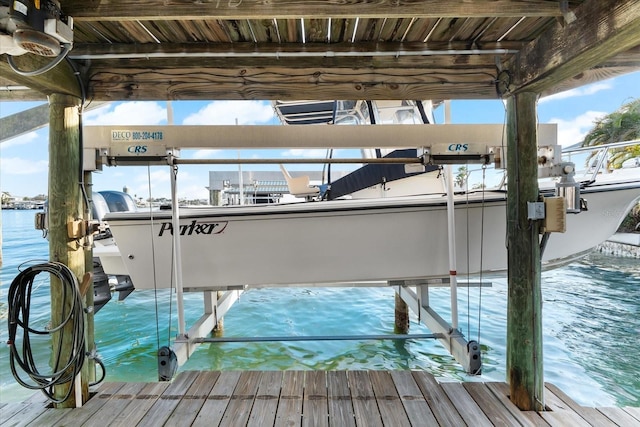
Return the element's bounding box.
[83,124,557,151]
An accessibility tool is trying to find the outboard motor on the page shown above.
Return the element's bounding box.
[35,190,138,312]
[93,191,137,307]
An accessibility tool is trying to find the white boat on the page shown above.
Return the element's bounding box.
[97,99,640,291]
[101,175,639,291]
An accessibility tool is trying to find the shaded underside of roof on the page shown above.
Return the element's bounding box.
[0,1,638,102]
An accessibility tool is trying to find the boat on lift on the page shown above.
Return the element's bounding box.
[95,100,640,292]
[99,147,639,291]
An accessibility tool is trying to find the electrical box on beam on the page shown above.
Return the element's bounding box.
[420,143,495,165]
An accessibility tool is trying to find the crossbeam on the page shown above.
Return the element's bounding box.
[83,124,557,150]
[194,333,440,343]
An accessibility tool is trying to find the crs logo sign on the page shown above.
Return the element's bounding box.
[127,145,148,154]
[448,143,469,152]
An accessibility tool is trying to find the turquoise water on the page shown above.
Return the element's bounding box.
[1,209,638,407]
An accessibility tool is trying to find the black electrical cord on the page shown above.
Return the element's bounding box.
[7,262,86,403]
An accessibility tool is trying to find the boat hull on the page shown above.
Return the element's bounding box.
[102,182,640,290]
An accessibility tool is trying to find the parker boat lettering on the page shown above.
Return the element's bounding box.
[158,220,228,236]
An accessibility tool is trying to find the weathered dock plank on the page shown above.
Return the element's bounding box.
[390,370,439,426]
[108,381,170,427]
[369,370,411,427]
[274,370,304,427]
[247,371,282,427]
[164,370,220,426]
[82,382,149,427]
[219,370,262,427]
[484,382,549,426]
[597,406,640,427]
[624,406,640,422]
[411,371,465,427]
[327,370,356,427]
[464,381,534,426]
[192,370,240,427]
[26,407,72,426]
[544,383,605,427]
[348,370,383,427]
[52,382,127,427]
[539,385,591,427]
[0,403,31,424]
[136,370,200,427]
[441,382,493,427]
[1,371,636,427]
[302,370,328,427]
[1,390,50,427]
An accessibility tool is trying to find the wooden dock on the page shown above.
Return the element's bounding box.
[1,370,638,426]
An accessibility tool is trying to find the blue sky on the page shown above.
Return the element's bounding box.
[1,71,639,200]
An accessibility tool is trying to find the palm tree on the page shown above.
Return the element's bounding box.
[582,98,640,169]
[581,98,640,233]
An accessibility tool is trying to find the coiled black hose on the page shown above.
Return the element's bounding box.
[7,262,87,403]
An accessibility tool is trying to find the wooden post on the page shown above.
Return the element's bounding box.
[394,293,409,334]
[213,291,224,336]
[505,92,544,411]
[48,94,88,408]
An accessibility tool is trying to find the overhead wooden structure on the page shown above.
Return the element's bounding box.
[1,0,639,102]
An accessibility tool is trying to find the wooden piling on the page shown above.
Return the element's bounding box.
[214,291,225,336]
[394,292,410,334]
[48,94,87,408]
[505,92,544,411]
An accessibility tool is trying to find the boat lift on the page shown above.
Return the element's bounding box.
[84,122,563,379]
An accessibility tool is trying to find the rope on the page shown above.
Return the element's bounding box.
[7,262,86,403]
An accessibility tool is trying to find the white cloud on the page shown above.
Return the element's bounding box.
[540,82,612,104]
[192,149,221,159]
[281,148,331,158]
[183,101,274,125]
[83,101,167,125]
[1,131,39,148]
[0,156,48,174]
[548,110,606,146]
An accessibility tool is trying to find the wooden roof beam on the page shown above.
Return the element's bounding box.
[62,0,570,21]
[0,54,83,99]
[69,41,524,59]
[503,0,640,96]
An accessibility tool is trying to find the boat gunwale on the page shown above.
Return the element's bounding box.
[103,191,512,222]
